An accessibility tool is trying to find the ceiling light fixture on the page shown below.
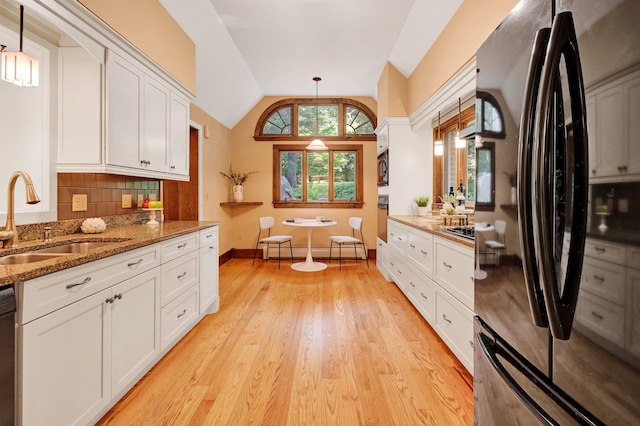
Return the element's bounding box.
[307,76,328,150]
[1,5,39,87]
[455,98,466,148]
[434,111,444,156]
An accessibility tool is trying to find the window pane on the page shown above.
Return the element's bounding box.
[476,148,492,203]
[345,106,374,134]
[466,138,476,203]
[333,151,356,200]
[483,101,503,134]
[298,105,338,136]
[307,152,329,201]
[263,106,291,135]
[280,151,302,201]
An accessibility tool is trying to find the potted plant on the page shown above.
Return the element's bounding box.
[219,164,258,202]
[414,195,430,217]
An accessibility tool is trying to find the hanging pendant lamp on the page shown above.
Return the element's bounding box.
[434,111,444,156]
[307,76,328,150]
[1,5,39,87]
[455,98,466,148]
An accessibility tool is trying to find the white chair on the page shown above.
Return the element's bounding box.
[329,217,368,269]
[484,220,506,266]
[252,217,293,269]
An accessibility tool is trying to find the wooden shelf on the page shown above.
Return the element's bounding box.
[220,202,263,207]
[499,204,518,210]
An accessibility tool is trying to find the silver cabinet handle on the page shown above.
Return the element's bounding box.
[204,233,213,240]
[209,245,214,250]
[420,292,428,300]
[66,276,91,289]
[178,272,187,279]
[409,281,416,288]
[178,243,187,249]
[591,311,604,320]
[593,275,605,283]
[114,293,123,300]
[469,340,474,348]
[443,262,452,270]
[594,246,606,253]
[442,314,452,324]
[410,244,416,249]
[127,259,143,267]
[420,250,428,255]
[397,236,403,241]
[177,309,187,318]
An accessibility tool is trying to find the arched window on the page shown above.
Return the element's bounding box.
[476,91,505,139]
[254,98,376,141]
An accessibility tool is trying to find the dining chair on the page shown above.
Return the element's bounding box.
[484,220,506,266]
[252,217,294,269]
[328,217,369,269]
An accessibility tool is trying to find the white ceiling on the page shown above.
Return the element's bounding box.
[159,0,463,128]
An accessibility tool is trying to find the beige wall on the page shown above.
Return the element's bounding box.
[189,105,234,255]
[227,96,379,252]
[407,0,518,115]
[377,62,409,120]
[78,0,196,92]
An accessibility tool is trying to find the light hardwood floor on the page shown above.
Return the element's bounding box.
[97,259,473,425]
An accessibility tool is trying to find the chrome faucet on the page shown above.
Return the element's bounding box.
[0,171,40,248]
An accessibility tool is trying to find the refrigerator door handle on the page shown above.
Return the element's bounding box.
[533,12,589,340]
[476,322,603,426]
[518,27,551,328]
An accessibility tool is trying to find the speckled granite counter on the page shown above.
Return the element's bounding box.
[388,215,475,249]
[0,220,220,286]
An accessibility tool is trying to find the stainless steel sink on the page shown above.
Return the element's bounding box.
[35,241,115,254]
[0,252,68,265]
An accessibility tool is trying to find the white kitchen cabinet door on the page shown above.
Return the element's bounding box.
[169,92,190,176]
[200,241,219,314]
[19,289,111,426]
[58,47,102,165]
[593,84,625,178]
[110,268,161,398]
[106,50,143,169]
[626,74,640,175]
[143,75,170,172]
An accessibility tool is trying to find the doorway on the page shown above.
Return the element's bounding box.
[163,126,199,220]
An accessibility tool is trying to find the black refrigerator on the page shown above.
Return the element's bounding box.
[474,0,640,424]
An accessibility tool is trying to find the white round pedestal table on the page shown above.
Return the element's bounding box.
[474,222,495,280]
[282,219,337,272]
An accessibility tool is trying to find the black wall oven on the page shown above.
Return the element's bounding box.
[377,149,388,187]
[377,194,389,243]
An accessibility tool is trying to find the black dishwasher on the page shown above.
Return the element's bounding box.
[0,285,16,425]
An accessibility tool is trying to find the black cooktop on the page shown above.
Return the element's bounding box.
[443,226,475,240]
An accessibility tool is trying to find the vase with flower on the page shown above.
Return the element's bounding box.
[219,164,258,202]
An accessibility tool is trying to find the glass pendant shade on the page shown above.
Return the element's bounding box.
[1,6,39,88]
[454,98,465,148]
[434,111,444,155]
[306,76,327,150]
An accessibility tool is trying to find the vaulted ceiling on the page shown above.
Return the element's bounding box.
[159,0,463,128]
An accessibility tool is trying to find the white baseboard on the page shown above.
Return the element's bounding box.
[263,245,366,259]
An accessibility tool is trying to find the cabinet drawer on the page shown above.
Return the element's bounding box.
[585,239,626,265]
[581,257,625,305]
[161,233,199,263]
[387,220,407,254]
[576,290,624,347]
[17,245,160,325]
[387,249,408,291]
[161,285,199,351]
[434,237,474,310]
[405,264,435,325]
[160,251,199,306]
[199,226,218,247]
[407,227,433,278]
[435,290,474,373]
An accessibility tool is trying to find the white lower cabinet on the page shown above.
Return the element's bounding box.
[16,226,219,425]
[387,219,475,373]
[199,227,219,314]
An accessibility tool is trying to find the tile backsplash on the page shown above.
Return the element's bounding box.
[58,173,160,220]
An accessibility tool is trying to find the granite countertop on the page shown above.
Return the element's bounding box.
[388,215,475,249]
[0,220,220,286]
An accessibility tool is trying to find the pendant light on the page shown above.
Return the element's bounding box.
[1,5,39,87]
[434,111,444,156]
[455,98,466,148]
[307,76,328,150]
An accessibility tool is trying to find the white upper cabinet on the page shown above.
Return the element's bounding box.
[169,93,190,175]
[587,68,640,181]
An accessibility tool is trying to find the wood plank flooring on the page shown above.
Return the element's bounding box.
[97,259,473,425]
